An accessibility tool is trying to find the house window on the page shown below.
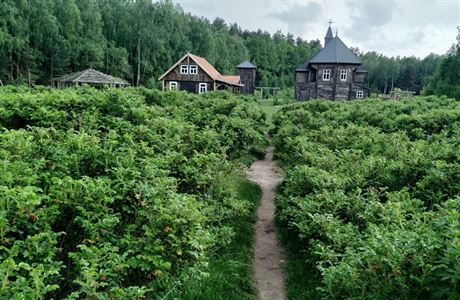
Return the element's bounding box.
[356,90,364,98]
[180,64,188,74]
[340,70,347,81]
[189,65,198,74]
[198,83,207,94]
[169,81,178,90]
[322,69,331,81]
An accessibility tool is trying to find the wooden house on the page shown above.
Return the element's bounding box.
[295,25,370,100]
[159,53,256,94]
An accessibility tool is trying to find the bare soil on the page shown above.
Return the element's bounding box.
[247,145,285,300]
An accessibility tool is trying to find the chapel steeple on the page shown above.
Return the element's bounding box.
[325,20,334,46]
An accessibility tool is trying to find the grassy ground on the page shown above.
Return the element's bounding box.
[277,222,322,299]
[257,100,283,131]
[167,176,262,300]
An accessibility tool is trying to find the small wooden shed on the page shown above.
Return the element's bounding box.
[52,69,129,88]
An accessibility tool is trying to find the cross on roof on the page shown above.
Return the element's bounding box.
[328,19,333,27]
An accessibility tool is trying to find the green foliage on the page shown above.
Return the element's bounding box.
[0,86,265,298]
[424,28,460,99]
[357,50,442,94]
[0,0,441,92]
[168,176,261,299]
[0,0,321,88]
[272,96,460,299]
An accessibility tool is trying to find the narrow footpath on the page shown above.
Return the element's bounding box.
[247,144,285,300]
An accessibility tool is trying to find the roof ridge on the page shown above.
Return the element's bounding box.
[325,26,333,38]
[308,35,362,65]
[334,37,340,62]
[74,69,90,82]
[158,53,190,80]
[188,53,222,80]
[53,68,129,85]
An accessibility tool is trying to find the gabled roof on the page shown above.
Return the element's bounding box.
[53,69,129,85]
[158,53,242,86]
[188,53,222,80]
[237,61,257,69]
[158,53,188,81]
[308,36,362,65]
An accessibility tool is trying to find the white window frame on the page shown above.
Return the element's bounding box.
[356,90,364,98]
[189,65,198,74]
[198,83,207,94]
[340,70,347,81]
[169,81,178,90]
[180,64,188,74]
[322,69,331,81]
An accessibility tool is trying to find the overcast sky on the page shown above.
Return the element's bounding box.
[175,0,460,58]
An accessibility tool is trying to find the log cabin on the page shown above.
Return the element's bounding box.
[159,53,256,94]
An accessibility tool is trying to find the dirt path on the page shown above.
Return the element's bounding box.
[247,144,285,300]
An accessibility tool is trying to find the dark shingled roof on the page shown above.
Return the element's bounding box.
[355,65,368,73]
[237,61,257,69]
[325,26,333,40]
[309,37,362,65]
[296,61,309,72]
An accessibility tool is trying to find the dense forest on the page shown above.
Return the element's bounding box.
[0,0,453,94]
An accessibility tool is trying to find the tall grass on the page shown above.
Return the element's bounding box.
[167,175,262,300]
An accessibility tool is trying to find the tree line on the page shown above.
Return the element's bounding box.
[358,51,442,94]
[423,28,460,99]
[0,0,454,95]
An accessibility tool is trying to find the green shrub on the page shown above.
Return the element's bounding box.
[273,97,460,298]
[0,87,266,298]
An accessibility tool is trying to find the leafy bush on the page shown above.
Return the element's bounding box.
[0,87,266,298]
[273,97,460,299]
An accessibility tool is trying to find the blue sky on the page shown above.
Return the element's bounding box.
[175,0,460,57]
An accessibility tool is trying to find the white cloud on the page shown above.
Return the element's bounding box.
[398,0,459,27]
[268,2,322,36]
[173,0,460,57]
[344,0,395,43]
